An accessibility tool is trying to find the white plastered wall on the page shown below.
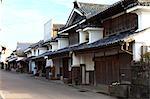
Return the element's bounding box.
[72,53,94,69]
[83,28,103,44]
[72,52,94,84]
[126,6,150,61]
[80,53,94,84]
[38,47,47,55]
[52,58,62,78]
[78,29,88,44]
[72,53,80,67]
[31,61,36,74]
[51,42,58,51]
[58,38,69,49]
[31,49,36,56]
[80,53,94,71]
[132,28,150,61]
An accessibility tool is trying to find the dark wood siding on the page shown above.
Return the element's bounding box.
[89,71,94,85]
[69,32,79,45]
[95,53,132,85]
[67,12,83,26]
[95,55,119,85]
[119,53,132,82]
[71,67,81,84]
[103,13,138,37]
[95,60,105,84]
[72,12,83,25]
[62,58,69,78]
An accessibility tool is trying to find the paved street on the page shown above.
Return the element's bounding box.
[0,70,116,99]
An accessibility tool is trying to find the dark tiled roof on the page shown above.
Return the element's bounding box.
[43,37,58,46]
[59,2,109,32]
[84,31,134,49]
[50,30,137,56]
[56,34,68,39]
[51,47,70,55]
[77,2,109,16]
[31,51,51,60]
[45,47,70,57]
[16,42,32,51]
[30,40,44,48]
[25,56,35,61]
[42,40,51,46]
[8,57,17,62]
[87,0,150,19]
[72,30,137,51]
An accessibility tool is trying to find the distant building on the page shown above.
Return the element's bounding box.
[6,42,32,72]
[23,21,64,77]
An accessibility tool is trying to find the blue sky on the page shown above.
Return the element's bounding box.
[0,0,119,50]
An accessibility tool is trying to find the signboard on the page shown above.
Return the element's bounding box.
[44,19,53,41]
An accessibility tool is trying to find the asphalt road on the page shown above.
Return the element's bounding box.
[0,70,116,99]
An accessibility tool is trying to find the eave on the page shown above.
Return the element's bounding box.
[58,19,86,34]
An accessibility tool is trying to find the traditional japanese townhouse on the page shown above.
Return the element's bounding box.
[57,1,108,84]
[26,20,64,78]
[24,46,35,74]
[15,43,32,73]
[7,42,31,72]
[82,0,150,86]
[28,40,47,76]
[43,21,65,80]
[6,52,17,71]
[57,0,150,87]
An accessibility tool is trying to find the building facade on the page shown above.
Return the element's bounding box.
[52,0,150,86]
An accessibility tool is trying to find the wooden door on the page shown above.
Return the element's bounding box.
[62,58,69,78]
[81,65,86,84]
[71,67,81,84]
[95,55,119,85]
[95,57,106,84]
[119,53,132,82]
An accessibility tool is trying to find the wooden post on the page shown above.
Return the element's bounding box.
[118,46,121,83]
[93,52,96,86]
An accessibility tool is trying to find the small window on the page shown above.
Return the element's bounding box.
[34,49,36,55]
[85,32,89,42]
[49,45,52,51]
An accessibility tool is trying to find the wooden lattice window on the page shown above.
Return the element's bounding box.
[103,13,138,37]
